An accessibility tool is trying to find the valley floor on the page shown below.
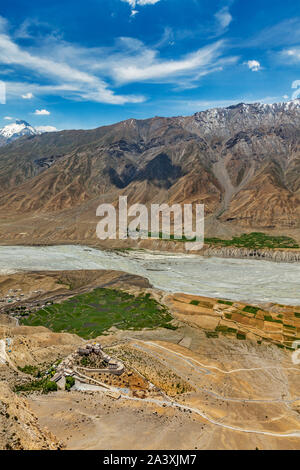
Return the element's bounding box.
[0,269,299,450]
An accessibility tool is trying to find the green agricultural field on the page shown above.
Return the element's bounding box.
[204,232,299,249]
[147,231,299,249]
[242,305,260,315]
[20,288,173,339]
[217,299,233,305]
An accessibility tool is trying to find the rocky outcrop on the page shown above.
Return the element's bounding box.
[0,381,61,450]
[202,246,300,262]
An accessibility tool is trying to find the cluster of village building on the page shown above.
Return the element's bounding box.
[0,288,25,305]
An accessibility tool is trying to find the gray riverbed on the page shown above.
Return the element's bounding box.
[0,245,300,305]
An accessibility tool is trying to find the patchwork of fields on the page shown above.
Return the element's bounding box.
[165,293,300,349]
[21,288,174,338]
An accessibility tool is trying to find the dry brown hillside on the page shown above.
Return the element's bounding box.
[0,101,299,244]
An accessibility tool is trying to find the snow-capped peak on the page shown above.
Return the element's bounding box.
[0,119,37,140]
[187,98,300,139]
[0,119,57,146]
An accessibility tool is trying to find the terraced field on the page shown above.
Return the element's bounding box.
[165,293,300,349]
[21,288,174,339]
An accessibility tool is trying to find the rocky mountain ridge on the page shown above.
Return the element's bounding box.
[0,100,299,244]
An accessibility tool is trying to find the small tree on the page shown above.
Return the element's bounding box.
[65,376,75,391]
[43,380,57,393]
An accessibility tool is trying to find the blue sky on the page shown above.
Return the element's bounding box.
[0,0,299,130]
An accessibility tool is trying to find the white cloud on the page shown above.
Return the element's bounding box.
[248,19,300,48]
[35,125,57,132]
[21,92,33,99]
[282,94,289,99]
[0,17,145,105]
[0,16,8,34]
[245,60,261,71]
[292,80,300,100]
[215,6,232,30]
[104,39,237,86]
[284,48,300,61]
[0,14,236,104]
[122,0,160,16]
[137,0,160,4]
[3,116,13,120]
[34,109,50,115]
[292,80,300,89]
[1,34,235,94]
[122,0,160,7]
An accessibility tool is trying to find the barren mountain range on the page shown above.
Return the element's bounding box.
[0,100,300,245]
